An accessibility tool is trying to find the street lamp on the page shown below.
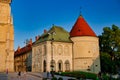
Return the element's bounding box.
[48,28,56,77]
[51,37,54,71]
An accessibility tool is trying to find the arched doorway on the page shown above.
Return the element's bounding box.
[43,60,46,72]
[58,60,63,72]
[65,60,70,72]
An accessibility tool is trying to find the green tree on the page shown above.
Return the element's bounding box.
[100,52,115,73]
[99,24,120,74]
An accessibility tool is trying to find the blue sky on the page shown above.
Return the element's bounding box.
[11,0,120,50]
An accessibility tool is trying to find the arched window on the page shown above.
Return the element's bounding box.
[65,60,70,72]
[43,60,46,72]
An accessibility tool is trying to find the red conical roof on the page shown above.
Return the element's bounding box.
[70,15,96,37]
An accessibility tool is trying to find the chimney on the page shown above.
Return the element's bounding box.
[29,38,32,45]
[44,29,47,33]
[17,46,20,52]
[35,36,39,41]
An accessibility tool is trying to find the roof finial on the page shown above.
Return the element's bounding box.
[52,24,56,31]
[79,6,82,17]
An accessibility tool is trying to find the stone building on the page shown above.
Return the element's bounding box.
[32,27,72,72]
[0,0,14,72]
[70,15,100,73]
[32,15,101,73]
[14,39,32,72]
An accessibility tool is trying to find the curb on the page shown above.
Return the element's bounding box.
[28,73,43,78]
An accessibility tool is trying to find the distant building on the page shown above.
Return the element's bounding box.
[14,39,32,72]
[32,15,101,73]
[0,0,14,72]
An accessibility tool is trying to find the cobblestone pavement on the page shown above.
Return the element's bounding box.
[0,72,43,80]
[0,73,7,80]
[0,72,76,80]
[28,72,76,80]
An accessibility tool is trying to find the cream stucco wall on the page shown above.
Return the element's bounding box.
[71,36,101,73]
[32,41,72,72]
[46,41,72,72]
[32,42,45,72]
[32,36,101,73]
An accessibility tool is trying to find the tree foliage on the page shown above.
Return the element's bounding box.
[99,24,120,74]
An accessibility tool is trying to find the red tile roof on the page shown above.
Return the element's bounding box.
[70,15,96,37]
[14,44,32,57]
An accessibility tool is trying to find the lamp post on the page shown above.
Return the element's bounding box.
[51,38,54,77]
[48,29,56,77]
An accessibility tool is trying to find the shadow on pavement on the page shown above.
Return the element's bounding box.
[0,73,8,80]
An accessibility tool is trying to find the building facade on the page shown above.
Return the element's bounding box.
[0,0,14,72]
[32,27,72,72]
[32,15,101,73]
[14,40,32,72]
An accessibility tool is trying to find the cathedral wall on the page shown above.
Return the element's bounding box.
[0,43,6,72]
[9,24,14,50]
[0,3,11,24]
[0,25,7,42]
[0,1,14,72]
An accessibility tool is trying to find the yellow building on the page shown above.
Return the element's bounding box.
[14,39,32,72]
[0,0,14,72]
[32,15,101,73]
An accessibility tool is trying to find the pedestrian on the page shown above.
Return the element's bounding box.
[18,71,21,76]
[18,71,21,79]
[47,71,49,78]
[6,69,8,74]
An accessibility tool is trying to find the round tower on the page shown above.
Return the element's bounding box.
[70,15,101,73]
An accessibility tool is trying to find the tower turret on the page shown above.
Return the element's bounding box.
[70,15,101,73]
